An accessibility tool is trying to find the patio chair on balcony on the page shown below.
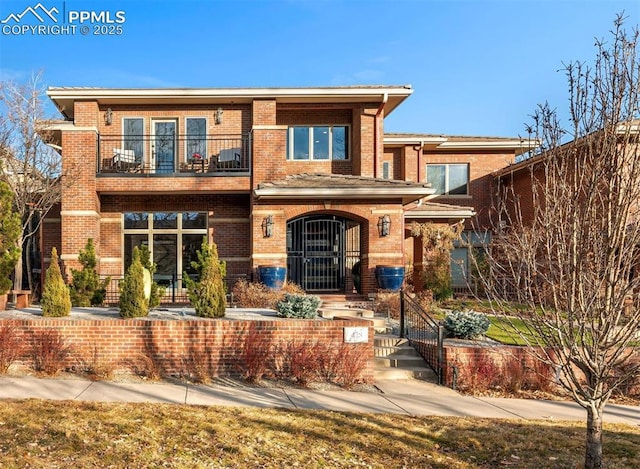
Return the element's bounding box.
[209,151,241,172]
[112,148,140,172]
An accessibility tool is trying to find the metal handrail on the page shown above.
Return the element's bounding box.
[400,289,446,385]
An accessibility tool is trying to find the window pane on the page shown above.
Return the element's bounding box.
[186,118,207,160]
[182,212,207,229]
[382,161,390,179]
[153,212,178,229]
[313,126,329,160]
[292,127,309,160]
[448,164,468,195]
[332,126,347,160]
[183,234,205,279]
[450,247,468,287]
[123,118,144,162]
[124,212,148,229]
[124,234,148,270]
[153,234,177,286]
[426,165,446,194]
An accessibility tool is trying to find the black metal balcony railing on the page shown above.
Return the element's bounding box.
[97,134,251,175]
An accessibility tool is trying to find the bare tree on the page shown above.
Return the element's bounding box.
[478,15,640,469]
[0,72,66,293]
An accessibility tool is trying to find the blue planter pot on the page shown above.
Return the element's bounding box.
[375,265,405,291]
[258,266,287,290]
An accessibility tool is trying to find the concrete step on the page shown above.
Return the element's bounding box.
[374,345,419,358]
[374,366,438,381]
[374,335,409,348]
[321,300,371,309]
[375,356,429,368]
[318,307,374,319]
[373,333,437,382]
[363,317,389,332]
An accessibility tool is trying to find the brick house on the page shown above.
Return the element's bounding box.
[41,85,530,301]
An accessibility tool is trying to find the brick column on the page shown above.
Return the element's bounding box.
[250,99,288,274]
[59,101,100,277]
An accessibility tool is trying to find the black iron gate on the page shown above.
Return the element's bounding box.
[287,216,352,292]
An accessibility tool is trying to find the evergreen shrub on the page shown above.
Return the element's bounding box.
[444,309,490,339]
[183,239,226,318]
[41,247,71,317]
[119,247,148,318]
[276,293,321,319]
[70,239,110,306]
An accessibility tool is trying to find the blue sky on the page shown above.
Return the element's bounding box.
[0,0,638,137]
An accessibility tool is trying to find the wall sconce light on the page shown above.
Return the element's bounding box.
[104,108,113,126]
[262,215,274,238]
[215,107,223,124]
[377,214,391,237]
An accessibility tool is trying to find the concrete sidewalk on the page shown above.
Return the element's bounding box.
[0,375,638,425]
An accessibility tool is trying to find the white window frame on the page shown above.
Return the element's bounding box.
[286,125,350,161]
[426,163,469,195]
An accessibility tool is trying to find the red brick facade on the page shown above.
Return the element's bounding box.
[42,86,527,298]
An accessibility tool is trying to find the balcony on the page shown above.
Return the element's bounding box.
[98,133,251,176]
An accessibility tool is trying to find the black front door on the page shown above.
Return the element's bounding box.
[287,216,346,292]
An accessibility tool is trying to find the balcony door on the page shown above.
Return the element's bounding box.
[152,119,177,173]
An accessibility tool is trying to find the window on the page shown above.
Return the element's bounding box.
[426,164,468,195]
[382,162,390,179]
[123,118,144,163]
[123,211,208,289]
[451,231,492,287]
[186,118,207,160]
[287,126,348,160]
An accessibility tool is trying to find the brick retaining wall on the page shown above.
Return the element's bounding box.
[1,317,374,383]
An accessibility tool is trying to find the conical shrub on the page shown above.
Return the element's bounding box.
[183,239,226,318]
[0,181,21,295]
[119,246,148,318]
[42,247,71,317]
[139,245,164,309]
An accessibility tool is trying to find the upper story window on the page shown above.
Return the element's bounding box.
[123,118,144,162]
[287,126,348,161]
[426,163,468,195]
[186,118,207,160]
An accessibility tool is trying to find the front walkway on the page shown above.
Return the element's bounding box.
[0,374,638,424]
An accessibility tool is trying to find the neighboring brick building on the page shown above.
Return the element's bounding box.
[41,85,530,300]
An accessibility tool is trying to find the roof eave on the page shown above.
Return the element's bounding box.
[436,141,538,156]
[405,208,476,219]
[253,187,434,204]
[47,85,414,119]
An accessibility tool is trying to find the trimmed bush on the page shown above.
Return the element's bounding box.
[444,309,490,339]
[183,239,226,318]
[139,245,164,309]
[276,293,321,319]
[41,247,71,317]
[119,246,148,318]
[0,181,21,295]
[70,239,110,307]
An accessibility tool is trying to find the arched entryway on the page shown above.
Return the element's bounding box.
[287,215,361,292]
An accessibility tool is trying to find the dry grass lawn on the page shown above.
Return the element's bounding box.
[0,399,638,468]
